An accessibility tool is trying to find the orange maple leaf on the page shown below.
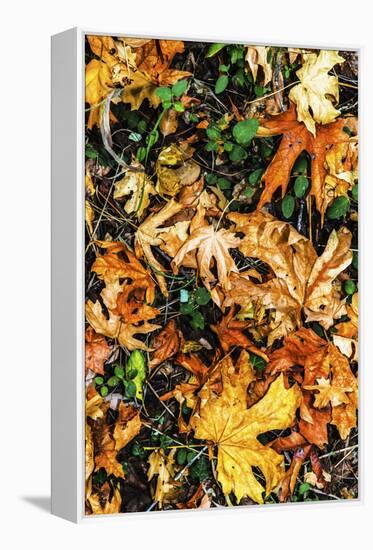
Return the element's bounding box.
[257,104,356,219]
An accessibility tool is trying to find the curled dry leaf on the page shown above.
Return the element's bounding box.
[173,224,241,295]
[147,449,177,506]
[85,327,111,375]
[149,319,182,369]
[226,211,351,343]
[114,167,156,219]
[288,50,345,136]
[245,46,273,86]
[155,144,201,197]
[135,199,184,295]
[87,482,122,515]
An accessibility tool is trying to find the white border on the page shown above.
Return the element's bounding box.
[51,27,362,523]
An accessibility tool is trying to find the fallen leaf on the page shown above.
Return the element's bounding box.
[113,402,141,451]
[149,320,182,369]
[173,224,241,294]
[256,104,356,217]
[147,449,177,506]
[87,482,122,515]
[245,46,272,86]
[289,50,345,136]
[156,144,201,197]
[191,371,301,504]
[135,199,184,295]
[85,327,111,375]
[226,212,351,342]
[114,167,156,219]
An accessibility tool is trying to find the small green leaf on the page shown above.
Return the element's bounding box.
[281,194,295,219]
[172,79,188,98]
[250,353,267,373]
[131,442,145,459]
[219,64,230,73]
[124,380,137,399]
[155,87,172,102]
[223,141,234,153]
[190,456,209,481]
[136,146,146,163]
[232,119,259,147]
[293,156,308,174]
[190,310,205,330]
[216,177,231,190]
[294,176,309,198]
[351,185,358,201]
[229,144,247,162]
[176,448,187,465]
[326,196,350,220]
[173,101,185,113]
[114,365,125,379]
[243,187,255,199]
[215,75,229,94]
[205,173,217,185]
[206,43,226,58]
[206,125,221,141]
[344,280,356,296]
[352,251,358,270]
[107,376,120,387]
[299,482,311,496]
[194,287,211,305]
[94,376,104,386]
[180,302,194,315]
[100,386,108,397]
[126,368,138,380]
[249,168,264,186]
[180,289,189,303]
[137,119,147,134]
[128,132,142,143]
[146,129,159,148]
[205,140,219,152]
[126,350,146,400]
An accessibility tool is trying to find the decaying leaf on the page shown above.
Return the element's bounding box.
[245,46,273,86]
[156,144,201,197]
[289,50,345,136]
[226,211,351,343]
[147,449,177,506]
[114,166,156,219]
[256,104,356,217]
[87,482,122,515]
[173,225,241,295]
[192,367,301,503]
[85,327,111,375]
[149,320,182,369]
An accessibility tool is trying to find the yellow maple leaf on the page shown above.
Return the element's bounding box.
[191,368,301,504]
[289,50,345,136]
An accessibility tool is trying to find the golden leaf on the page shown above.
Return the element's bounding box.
[87,482,122,515]
[172,225,241,293]
[192,373,301,504]
[147,449,177,507]
[113,402,141,451]
[155,144,201,197]
[245,46,272,86]
[85,59,112,129]
[289,50,345,135]
[135,199,184,295]
[226,211,351,342]
[114,169,156,219]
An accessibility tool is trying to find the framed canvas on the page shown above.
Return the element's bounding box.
[51,28,360,522]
